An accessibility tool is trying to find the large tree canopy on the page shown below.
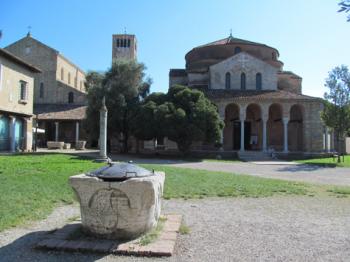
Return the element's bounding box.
[85,60,151,152]
[321,65,350,157]
[134,85,224,153]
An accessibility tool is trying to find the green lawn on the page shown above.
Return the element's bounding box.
[297,155,350,167]
[0,153,347,232]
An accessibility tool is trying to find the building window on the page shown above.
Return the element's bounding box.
[74,77,77,88]
[68,73,71,84]
[241,73,246,90]
[272,52,276,60]
[68,92,74,103]
[225,72,231,89]
[39,82,44,98]
[19,81,28,101]
[80,80,83,90]
[256,73,262,90]
[61,68,64,81]
[127,39,130,47]
[117,39,120,47]
[234,47,241,54]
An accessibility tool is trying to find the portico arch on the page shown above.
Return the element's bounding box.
[288,104,304,151]
[223,103,240,150]
[245,103,262,150]
[267,103,283,151]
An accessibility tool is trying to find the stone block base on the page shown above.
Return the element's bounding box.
[36,214,182,257]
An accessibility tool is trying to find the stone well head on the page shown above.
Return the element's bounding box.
[69,162,165,240]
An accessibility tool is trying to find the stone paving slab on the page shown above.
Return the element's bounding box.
[36,214,182,257]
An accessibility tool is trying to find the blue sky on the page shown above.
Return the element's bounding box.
[1,0,349,97]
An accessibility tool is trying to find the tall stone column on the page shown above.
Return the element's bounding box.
[9,116,16,152]
[75,121,80,145]
[324,126,329,153]
[54,122,59,142]
[24,118,32,152]
[239,106,246,152]
[283,117,289,153]
[262,118,267,152]
[240,120,245,152]
[330,131,334,152]
[99,97,108,160]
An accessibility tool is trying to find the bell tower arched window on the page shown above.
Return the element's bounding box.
[256,73,262,90]
[225,72,231,89]
[241,73,246,90]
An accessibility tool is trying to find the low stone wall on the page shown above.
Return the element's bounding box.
[47,141,65,149]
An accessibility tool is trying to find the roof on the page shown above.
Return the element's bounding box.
[195,35,279,54]
[278,71,302,79]
[169,69,187,77]
[0,48,41,73]
[197,89,321,102]
[34,104,87,120]
[5,35,85,74]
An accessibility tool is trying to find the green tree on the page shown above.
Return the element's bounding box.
[339,0,350,21]
[321,65,350,161]
[134,85,224,154]
[85,60,151,152]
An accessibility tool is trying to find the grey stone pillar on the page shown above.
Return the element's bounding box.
[54,122,59,142]
[330,131,334,152]
[75,121,80,145]
[324,126,329,153]
[99,97,108,159]
[240,120,245,152]
[283,117,289,153]
[262,118,267,152]
[9,116,16,152]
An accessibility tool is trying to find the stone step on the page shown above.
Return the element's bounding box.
[238,151,275,162]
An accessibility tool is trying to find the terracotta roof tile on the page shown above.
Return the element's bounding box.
[34,104,87,120]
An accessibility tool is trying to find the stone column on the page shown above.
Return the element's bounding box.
[324,126,329,153]
[54,122,59,142]
[283,117,289,153]
[24,118,32,152]
[330,131,334,152]
[262,118,267,152]
[240,106,246,152]
[9,116,16,152]
[240,119,245,152]
[99,97,108,159]
[75,121,80,145]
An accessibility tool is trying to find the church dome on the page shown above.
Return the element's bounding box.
[185,35,283,72]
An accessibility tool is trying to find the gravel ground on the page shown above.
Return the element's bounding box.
[0,197,349,262]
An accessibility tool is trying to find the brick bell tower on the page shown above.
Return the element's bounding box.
[112,33,137,62]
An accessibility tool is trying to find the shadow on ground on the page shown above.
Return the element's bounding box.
[0,230,106,262]
[276,163,335,173]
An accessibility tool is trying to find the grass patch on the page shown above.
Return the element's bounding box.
[141,164,309,199]
[179,223,190,235]
[1,153,349,232]
[327,187,350,198]
[0,153,104,232]
[139,217,167,246]
[297,155,350,167]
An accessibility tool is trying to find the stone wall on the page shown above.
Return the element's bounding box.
[0,56,35,116]
[56,55,85,93]
[209,52,278,90]
[278,72,302,94]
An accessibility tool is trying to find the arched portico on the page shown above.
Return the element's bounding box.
[267,103,283,151]
[245,103,262,150]
[288,104,304,151]
[223,103,240,150]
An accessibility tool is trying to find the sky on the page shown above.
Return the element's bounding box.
[1,0,349,98]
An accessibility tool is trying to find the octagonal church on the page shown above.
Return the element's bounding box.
[169,34,324,154]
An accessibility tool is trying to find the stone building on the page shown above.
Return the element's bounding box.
[0,48,41,151]
[169,34,326,156]
[112,34,137,62]
[5,33,87,147]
